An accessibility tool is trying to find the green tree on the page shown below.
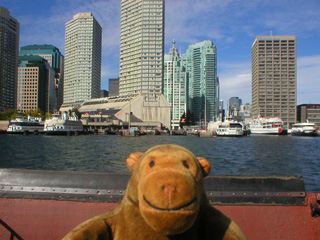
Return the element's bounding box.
[71,108,81,119]
[0,109,19,120]
[25,109,45,119]
[44,112,52,119]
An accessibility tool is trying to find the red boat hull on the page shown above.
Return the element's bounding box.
[1,194,319,240]
[0,169,319,239]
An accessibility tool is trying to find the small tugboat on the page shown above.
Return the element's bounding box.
[7,114,44,134]
[44,112,83,135]
[290,122,319,137]
[248,116,283,135]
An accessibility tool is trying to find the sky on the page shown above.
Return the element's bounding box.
[2,0,320,105]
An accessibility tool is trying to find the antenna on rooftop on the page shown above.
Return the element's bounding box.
[270,31,273,36]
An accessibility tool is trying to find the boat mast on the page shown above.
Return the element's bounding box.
[204,91,207,130]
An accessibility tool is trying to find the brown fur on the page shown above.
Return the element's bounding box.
[63,144,246,240]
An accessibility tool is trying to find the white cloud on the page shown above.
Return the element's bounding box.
[219,61,252,103]
[297,55,320,104]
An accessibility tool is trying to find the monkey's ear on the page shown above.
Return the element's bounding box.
[126,152,144,171]
[197,157,211,177]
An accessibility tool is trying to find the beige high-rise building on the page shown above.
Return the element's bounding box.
[63,13,102,107]
[17,55,56,113]
[120,0,165,101]
[252,35,297,128]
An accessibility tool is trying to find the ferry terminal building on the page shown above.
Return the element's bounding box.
[60,94,171,133]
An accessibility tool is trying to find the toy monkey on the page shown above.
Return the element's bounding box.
[63,144,246,240]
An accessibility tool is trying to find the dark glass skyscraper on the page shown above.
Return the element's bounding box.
[182,40,219,125]
[0,7,20,111]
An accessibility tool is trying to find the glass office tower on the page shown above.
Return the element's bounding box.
[182,40,219,125]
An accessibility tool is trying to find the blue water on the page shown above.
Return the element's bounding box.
[0,134,319,192]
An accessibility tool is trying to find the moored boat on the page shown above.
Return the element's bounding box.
[7,115,44,134]
[291,122,319,136]
[44,112,83,135]
[216,121,244,137]
[249,116,283,135]
[208,119,244,137]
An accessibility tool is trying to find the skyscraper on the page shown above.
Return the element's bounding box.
[119,0,165,101]
[228,97,242,115]
[252,35,296,128]
[182,40,219,125]
[63,12,102,107]
[17,55,56,113]
[20,44,64,110]
[0,7,20,111]
[20,44,63,70]
[164,40,187,129]
[109,78,119,97]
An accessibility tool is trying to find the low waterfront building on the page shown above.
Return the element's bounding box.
[79,94,171,132]
[297,104,320,127]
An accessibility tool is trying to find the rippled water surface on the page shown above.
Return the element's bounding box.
[1,134,319,192]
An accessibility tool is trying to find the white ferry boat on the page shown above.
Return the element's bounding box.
[7,115,44,134]
[208,120,244,137]
[249,117,283,135]
[44,112,83,135]
[291,123,318,137]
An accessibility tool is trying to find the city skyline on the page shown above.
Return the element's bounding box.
[2,0,319,105]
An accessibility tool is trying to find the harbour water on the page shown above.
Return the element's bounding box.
[0,134,319,192]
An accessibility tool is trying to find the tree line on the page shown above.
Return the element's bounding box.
[0,109,52,121]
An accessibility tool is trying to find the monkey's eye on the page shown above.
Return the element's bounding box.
[183,161,189,169]
[149,160,155,167]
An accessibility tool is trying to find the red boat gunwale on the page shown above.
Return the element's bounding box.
[0,169,319,239]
